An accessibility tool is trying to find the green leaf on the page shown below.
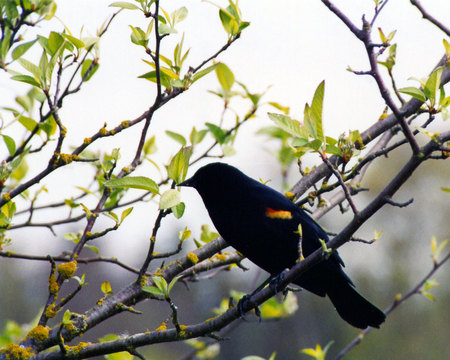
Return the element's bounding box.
[62,34,85,49]
[268,101,290,115]
[219,8,239,35]
[215,63,234,91]
[167,276,181,293]
[159,23,178,35]
[142,286,164,297]
[104,211,119,223]
[398,87,426,102]
[10,74,41,88]
[120,207,133,223]
[139,70,172,89]
[11,157,28,182]
[62,310,72,325]
[306,81,325,141]
[143,135,157,155]
[152,276,168,294]
[206,123,227,144]
[105,176,159,194]
[166,130,186,146]
[172,7,188,24]
[110,2,140,10]
[444,39,450,56]
[171,201,185,219]
[1,28,11,61]
[2,135,16,155]
[325,144,341,156]
[200,224,219,243]
[238,21,250,33]
[192,63,218,83]
[168,146,193,183]
[48,32,65,55]
[12,40,37,60]
[159,189,181,210]
[130,25,148,47]
[39,115,57,137]
[268,113,308,139]
[81,59,99,81]
[378,27,387,43]
[17,58,42,79]
[424,67,443,104]
[189,127,208,145]
[101,281,112,294]
[18,115,38,132]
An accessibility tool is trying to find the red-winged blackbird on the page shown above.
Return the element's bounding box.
[179,162,386,329]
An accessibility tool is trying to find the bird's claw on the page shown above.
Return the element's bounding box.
[269,269,289,293]
[237,294,262,322]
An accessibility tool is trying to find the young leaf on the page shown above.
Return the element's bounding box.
[166,130,186,146]
[189,127,208,145]
[3,135,16,155]
[62,310,73,325]
[398,87,426,102]
[215,63,234,91]
[268,113,308,139]
[192,63,218,83]
[308,80,325,140]
[62,34,85,49]
[152,276,168,294]
[167,276,181,293]
[219,8,239,35]
[172,7,188,24]
[143,136,157,155]
[120,207,133,223]
[444,39,450,56]
[206,123,227,144]
[142,286,164,297]
[105,176,159,194]
[172,201,185,219]
[110,2,140,10]
[424,68,443,104]
[81,59,99,82]
[268,101,290,115]
[160,189,181,210]
[10,75,41,88]
[12,40,37,60]
[101,281,112,294]
[18,115,38,132]
[48,32,65,55]
[168,146,193,183]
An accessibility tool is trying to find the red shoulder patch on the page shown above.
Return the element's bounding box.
[265,207,293,220]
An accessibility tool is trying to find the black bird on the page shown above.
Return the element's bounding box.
[179,162,385,329]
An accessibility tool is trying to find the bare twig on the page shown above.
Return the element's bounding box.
[410,0,450,36]
[334,251,450,360]
[319,153,359,216]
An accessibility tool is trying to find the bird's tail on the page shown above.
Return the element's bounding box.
[327,280,386,329]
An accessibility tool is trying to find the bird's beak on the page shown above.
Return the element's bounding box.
[178,177,194,187]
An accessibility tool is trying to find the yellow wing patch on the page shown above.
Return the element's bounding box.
[265,207,293,220]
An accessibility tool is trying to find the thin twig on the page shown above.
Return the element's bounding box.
[333,251,450,360]
[410,0,450,36]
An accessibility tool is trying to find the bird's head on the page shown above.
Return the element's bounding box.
[178,162,244,195]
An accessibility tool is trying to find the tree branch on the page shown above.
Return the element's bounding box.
[410,0,450,36]
[333,251,450,360]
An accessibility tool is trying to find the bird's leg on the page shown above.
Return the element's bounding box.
[282,285,302,301]
[237,269,299,320]
[268,268,290,293]
[237,275,274,321]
